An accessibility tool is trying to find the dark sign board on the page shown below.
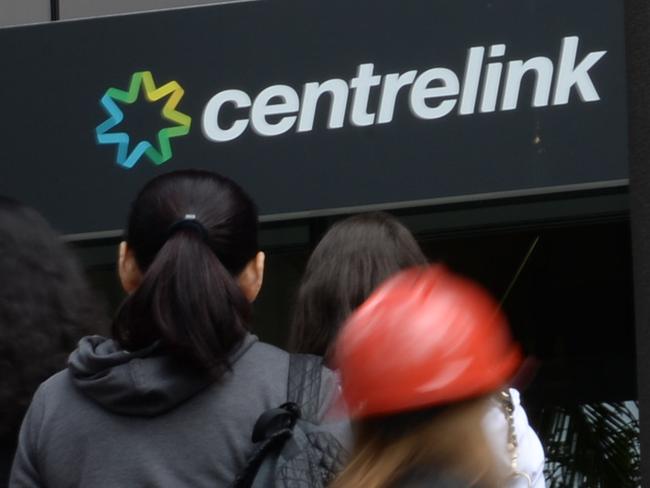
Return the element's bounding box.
[0,0,627,237]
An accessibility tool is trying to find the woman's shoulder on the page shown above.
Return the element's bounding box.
[247,339,290,361]
[243,341,339,388]
[237,340,342,416]
[239,337,334,379]
[18,368,81,432]
[234,337,290,380]
[37,368,76,401]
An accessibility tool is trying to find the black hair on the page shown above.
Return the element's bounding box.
[0,197,106,441]
[289,212,428,360]
[112,170,258,378]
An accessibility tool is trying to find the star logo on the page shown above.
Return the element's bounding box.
[95,71,192,169]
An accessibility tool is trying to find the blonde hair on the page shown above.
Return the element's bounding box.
[332,398,502,488]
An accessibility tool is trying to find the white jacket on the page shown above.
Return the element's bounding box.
[482,388,546,487]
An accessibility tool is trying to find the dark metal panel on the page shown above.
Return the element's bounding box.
[0,0,628,237]
[626,0,650,482]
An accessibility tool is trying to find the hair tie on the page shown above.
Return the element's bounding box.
[167,214,209,242]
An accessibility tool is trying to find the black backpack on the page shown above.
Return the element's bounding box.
[232,354,348,488]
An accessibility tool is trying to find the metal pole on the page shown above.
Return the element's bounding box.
[50,0,60,21]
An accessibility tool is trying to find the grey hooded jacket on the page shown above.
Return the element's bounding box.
[10,334,341,487]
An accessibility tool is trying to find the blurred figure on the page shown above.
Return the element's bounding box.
[10,170,340,487]
[332,266,522,488]
[289,212,545,487]
[0,198,106,486]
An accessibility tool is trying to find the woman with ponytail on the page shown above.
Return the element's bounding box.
[10,170,341,488]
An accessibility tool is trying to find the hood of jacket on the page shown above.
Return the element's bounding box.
[68,334,258,417]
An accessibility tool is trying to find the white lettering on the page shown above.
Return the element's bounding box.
[553,36,607,105]
[202,89,251,142]
[501,57,554,111]
[297,79,349,132]
[409,68,459,119]
[377,71,417,124]
[349,63,382,126]
[251,85,300,136]
[459,47,485,115]
[480,44,506,113]
[200,36,608,143]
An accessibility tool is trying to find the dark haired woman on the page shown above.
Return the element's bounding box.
[0,198,107,487]
[289,212,545,487]
[289,212,428,361]
[332,266,522,487]
[10,170,340,487]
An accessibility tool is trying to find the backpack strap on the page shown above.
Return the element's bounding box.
[232,426,292,488]
[232,356,327,488]
[287,354,323,423]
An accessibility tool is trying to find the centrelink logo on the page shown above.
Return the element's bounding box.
[96,36,606,169]
[96,71,192,169]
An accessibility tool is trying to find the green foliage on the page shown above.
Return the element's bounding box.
[540,401,640,487]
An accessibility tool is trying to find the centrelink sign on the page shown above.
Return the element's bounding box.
[202,37,605,142]
[0,0,628,236]
[97,37,607,168]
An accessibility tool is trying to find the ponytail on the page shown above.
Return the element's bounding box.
[113,170,259,378]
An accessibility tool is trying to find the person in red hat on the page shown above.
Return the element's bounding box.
[331,265,525,488]
[290,213,545,487]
